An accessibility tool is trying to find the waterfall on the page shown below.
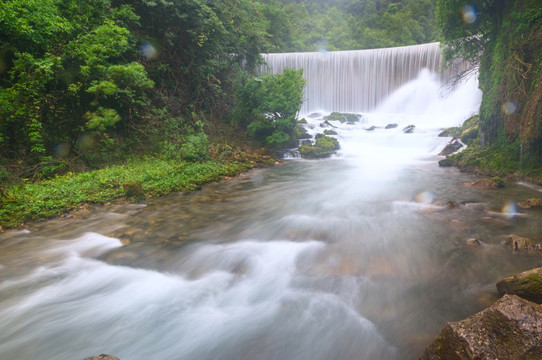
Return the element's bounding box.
[262,42,462,116]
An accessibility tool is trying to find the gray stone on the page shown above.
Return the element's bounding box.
[419,294,542,360]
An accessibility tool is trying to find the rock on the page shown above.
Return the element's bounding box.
[299,135,340,159]
[403,124,415,133]
[300,139,312,146]
[419,294,542,360]
[518,198,542,209]
[446,200,461,209]
[319,120,336,128]
[438,158,453,167]
[466,238,482,248]
[497,267,542,304]
[122,181,144,198]
[438,139,463,156]
[364,126,376,131]
[462,177,504,189]
[323,129,338,135]
[385,123,398,129]
[83,354,120,360]
[504,234,542,253]
[323,112,361,124]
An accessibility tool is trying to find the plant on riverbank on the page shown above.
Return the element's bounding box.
[0,156,271,229]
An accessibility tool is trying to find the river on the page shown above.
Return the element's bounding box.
[1,73,542,360]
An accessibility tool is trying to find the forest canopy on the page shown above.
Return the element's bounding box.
[0,0,438,182]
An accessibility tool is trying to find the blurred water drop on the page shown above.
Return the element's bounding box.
[141,42,158,59]
[462,5,477,24]
[502,100,517,115]
[55,143,71,158]
[78,133,96,151]
[414,191,434,204]
[502,201,518,219]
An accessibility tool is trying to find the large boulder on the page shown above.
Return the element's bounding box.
[419,294,542,360]
[497,267,542,303]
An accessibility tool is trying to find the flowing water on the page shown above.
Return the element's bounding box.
[2,48,542,360]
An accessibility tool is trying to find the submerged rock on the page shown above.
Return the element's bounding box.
[518,198,542,209]
[385,123,398,129]
[497,267,542,304]
[504,234,542,253]
[419,294,542,360]
[364,125,377,131]
[83,355,120,360]
[462,177,504,189]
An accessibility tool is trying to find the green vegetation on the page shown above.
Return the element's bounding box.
[441,116,542,183]
[0,157,271,228]
[0,0,443,227]
[436,0,542,180]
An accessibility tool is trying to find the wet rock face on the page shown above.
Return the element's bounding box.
[419,295,542,360]
[438,139,463,156]
[497,267,542,304]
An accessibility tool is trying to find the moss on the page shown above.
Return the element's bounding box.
[323,112,361,124]
[299,135,340,159]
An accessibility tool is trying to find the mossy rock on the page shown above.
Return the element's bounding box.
[295,127,311,139]
[319,120,336,128]
[439,127,461,137]
[323,112,361,124]
[497,267,542,304]
[297,118,308,124]
[323,129,338,135]
[420,295,542,359]
[461,126,479,144]
[299,135,340,159]
[122,181,144,198]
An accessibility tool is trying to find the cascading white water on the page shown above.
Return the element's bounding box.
[262,42,465,115]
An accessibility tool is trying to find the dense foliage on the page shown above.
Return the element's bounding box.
[0,0,439,186]
[436,0,542,168]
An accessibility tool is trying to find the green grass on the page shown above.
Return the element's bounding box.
[0,158,257,228]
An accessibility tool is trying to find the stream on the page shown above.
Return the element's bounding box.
[1,73,542,360]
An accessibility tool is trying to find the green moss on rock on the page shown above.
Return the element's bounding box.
[299,135,340,159]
